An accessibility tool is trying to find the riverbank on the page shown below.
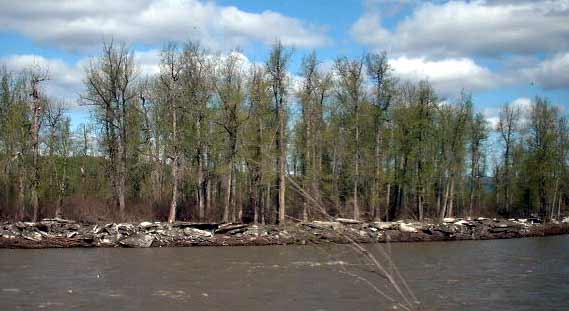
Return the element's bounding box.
[1,217,568,248]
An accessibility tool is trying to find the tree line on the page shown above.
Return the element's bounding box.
[0,41,567,223]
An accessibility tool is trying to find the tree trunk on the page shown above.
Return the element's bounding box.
[198,157,205,220]
[201,143,209,221]
[223,168,232,223]
[55,166,65,219]
[440,175,450,220]
[557,193,562,220]
[447,176,456,218]
[264,182,271,224]
[168,156,178,223]
[205,175,211,221]
[418,193,424,222]
[233,174,239,222]
[303,115,311,222]
[253,179,259,224]
[30,87,41,222]
[18,172,25,221]
[118,167,126,221]
[385,183,391,222]
[168,104,179,223]
[278,107,286,225]
[196,117,205,221]
[332,146,340,215]
[373,122,382,220]
[314,95,324,208]
[116,131,127,221]
[353,113,360,221]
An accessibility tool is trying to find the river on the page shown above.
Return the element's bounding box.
[1,235,568,311]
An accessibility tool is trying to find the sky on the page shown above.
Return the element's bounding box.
[1,0,568,129]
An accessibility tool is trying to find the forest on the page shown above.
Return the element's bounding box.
[0,41,567,224]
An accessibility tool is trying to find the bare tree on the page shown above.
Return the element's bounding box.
[496,103,520,214]
[335,56,365,220]
[179,42,214,221]
[245,65,273,224]
[468,113,488,216]
[216,52,247,223]
[157,43,183,223]
[366,51,393,220]
[297,51,332,221]
[83,41,136,220]
[45,101,65,218]
[266,41,291,225]
[27,67,49,222]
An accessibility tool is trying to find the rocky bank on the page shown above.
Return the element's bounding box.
[1,217,568,248]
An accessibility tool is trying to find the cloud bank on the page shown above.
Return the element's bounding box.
[352,0,569,58]
[0,0,331,51]
[352,0,569,94]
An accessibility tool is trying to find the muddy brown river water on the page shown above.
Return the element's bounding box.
[1,235,568,311]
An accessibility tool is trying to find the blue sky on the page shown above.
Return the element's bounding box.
[1,0,568,129]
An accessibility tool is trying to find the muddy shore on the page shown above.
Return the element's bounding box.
[1,217,568,249]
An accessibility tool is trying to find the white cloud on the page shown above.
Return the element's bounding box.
[352,0,569,57]
[0,54,84,104]
[511,97,532,111]
[522,53,569,90]
[135,49,161,77]
[485,116,500,129]
[389,56,499,95]
[481,97,533,129]
[350,12,391,49]
[0,0,330,51]
[352,1,569,92]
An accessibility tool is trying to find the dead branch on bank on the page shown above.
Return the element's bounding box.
[286,175,420,310]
